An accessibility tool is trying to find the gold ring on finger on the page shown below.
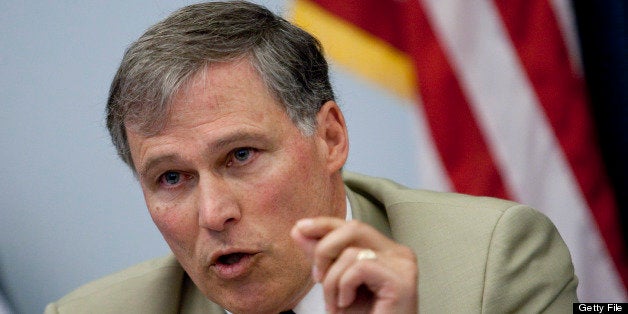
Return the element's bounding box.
[356,249,377,261]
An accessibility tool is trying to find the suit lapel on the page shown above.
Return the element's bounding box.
[345,183,393,239]
[178,273,225,314]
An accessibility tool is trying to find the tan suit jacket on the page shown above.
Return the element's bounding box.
[45,172,578,313]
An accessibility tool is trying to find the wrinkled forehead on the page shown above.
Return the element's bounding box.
[124,58,281,138]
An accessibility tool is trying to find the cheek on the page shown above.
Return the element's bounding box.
[143,186,194,232]
[149,205,177,233]
[235,170,300,228]
[244,176,287,213]
[148,202,198,250]
[251,159,322,220]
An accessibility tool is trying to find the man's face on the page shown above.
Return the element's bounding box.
[126,59,347,313]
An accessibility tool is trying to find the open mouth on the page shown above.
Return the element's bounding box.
[212,252,257,279]
[217,252,249,266]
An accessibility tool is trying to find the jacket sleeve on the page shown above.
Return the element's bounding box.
[44,303,58,314]
[481,205,578,313]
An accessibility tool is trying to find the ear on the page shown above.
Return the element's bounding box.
[316,101,349,173]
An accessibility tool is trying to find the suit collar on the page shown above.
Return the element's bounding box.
[344,172,393,239]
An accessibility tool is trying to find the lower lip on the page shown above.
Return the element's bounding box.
[211,254,257,280]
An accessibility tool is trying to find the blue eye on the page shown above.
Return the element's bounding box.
[161,172,180,185]
[226,147,257,168]
[233,148,251,162]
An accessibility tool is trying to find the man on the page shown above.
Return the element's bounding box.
[46,1,577,313]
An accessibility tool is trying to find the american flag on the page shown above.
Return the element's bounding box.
[290,0,627,301]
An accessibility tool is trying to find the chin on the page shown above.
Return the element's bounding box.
[211,277,309,314]
[219,295,288,314]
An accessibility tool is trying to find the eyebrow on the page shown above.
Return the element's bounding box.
[138,131,271,179]
[211,131,271,152]
[138,154,184,180]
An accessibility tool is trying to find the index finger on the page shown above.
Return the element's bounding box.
[293,217,346,239]
[290,217,345,259]
[292,217,392,281]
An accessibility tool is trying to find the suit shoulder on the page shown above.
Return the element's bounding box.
[343,172,576,312]
[344,170,519,215]
[47,254,184,313]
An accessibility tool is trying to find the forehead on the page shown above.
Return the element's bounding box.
[126,59,297,174]
[169,59,274,121]
[126,58,279,136]
[123,56,278,137]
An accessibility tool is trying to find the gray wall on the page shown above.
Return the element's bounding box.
[0,1,422,313]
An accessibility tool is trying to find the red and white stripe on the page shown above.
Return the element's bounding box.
[417,0,625,301]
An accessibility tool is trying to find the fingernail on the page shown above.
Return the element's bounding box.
[297,218,314,228]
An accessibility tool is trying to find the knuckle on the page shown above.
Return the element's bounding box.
[346,219,363,231]
[314,243,334,261]
[345,246,360,257]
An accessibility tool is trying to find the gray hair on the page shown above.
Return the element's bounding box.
[106,1,335,170]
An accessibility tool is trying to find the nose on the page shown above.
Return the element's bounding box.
[196,175,241,231]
